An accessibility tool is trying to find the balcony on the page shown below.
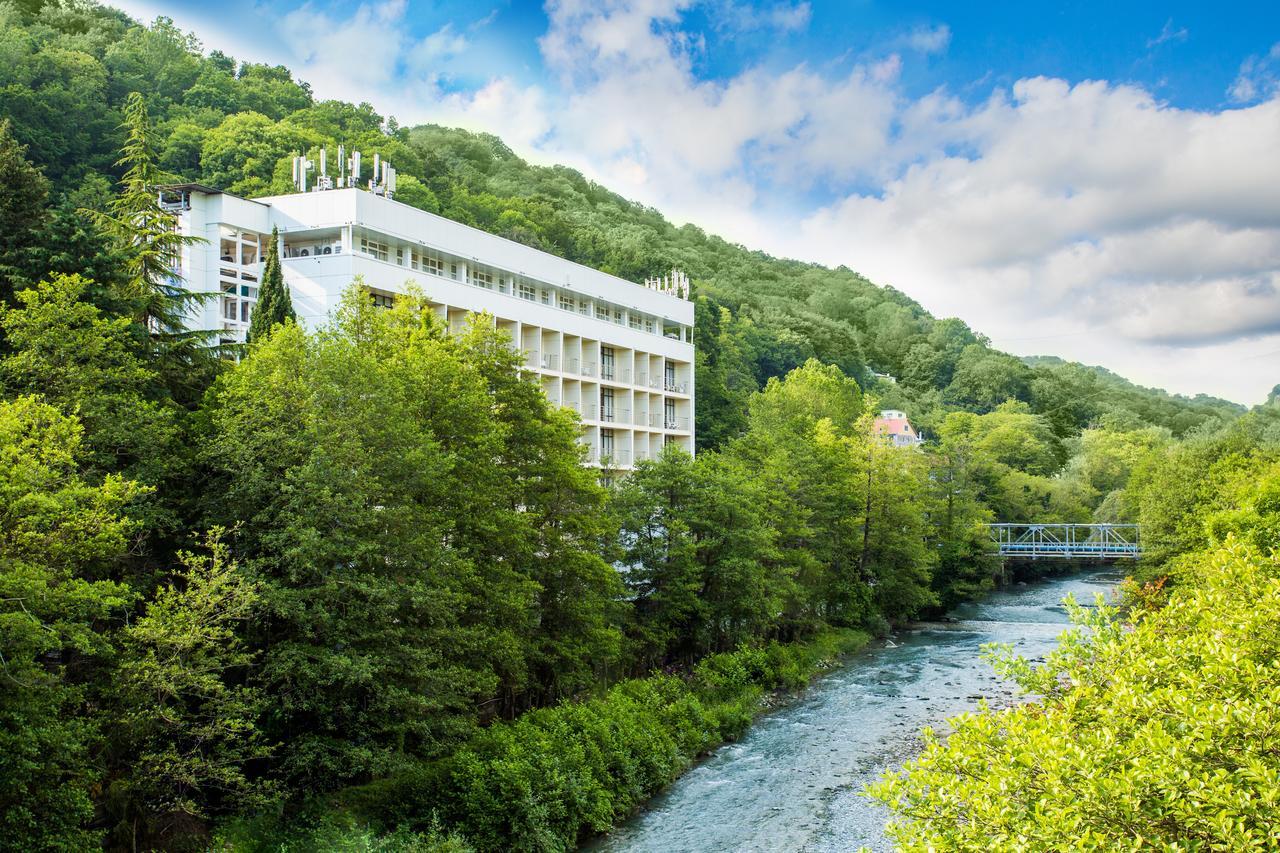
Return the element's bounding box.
[541,353,560,370]
[664,416,690,431]
[581,362,597,378]
[600,449,631,468]
[664,379,687,393]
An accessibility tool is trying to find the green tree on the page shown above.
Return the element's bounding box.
[0,274,186,538]
[0,119,49,309]
[245,225,293,343]
[0,397,142,851]
[109,533,271,846]
[87,93,216,402]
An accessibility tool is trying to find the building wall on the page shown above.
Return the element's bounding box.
[172,186,695,468]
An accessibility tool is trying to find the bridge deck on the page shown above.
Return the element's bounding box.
[987,523,1140,559]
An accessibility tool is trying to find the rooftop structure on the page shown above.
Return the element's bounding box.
[873,409,923,447]
[161,171,694,470]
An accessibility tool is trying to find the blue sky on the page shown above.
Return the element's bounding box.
[115,0,1280,403]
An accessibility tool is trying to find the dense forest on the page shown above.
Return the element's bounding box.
[2,3,1276,851]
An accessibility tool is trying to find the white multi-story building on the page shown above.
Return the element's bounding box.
[162,182,695,469]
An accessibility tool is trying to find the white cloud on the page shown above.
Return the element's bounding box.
[784,81,1280,401]
[1229,42,1280,103]
[105,0,1280,403]
[903,24,951,55]
[1146,19,1188,50]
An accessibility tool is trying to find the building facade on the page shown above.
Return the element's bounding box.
[162,183,695,469]
[873,409,923,447]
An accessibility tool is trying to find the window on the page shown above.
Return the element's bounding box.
[369,290,396,309]
[578,299,591,316]
[540,289,552,305]
[395,248,404,265]
[471,269,493,288]
[629,313,642,330]
[601,388,615,422]
[645,319,655,334]
[449,263,459,280]
[359,237,388,261]
[665,362,676,391]
[559,293,574,312]
[612,308,625,325]
[517,281,537,301]
[664,398,676,429]
[601,346,615,381]
[601,428,614,457]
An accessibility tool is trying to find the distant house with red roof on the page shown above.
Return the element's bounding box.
[873,409,923,447]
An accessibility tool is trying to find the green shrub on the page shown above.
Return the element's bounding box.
[339,629,870,851]
[871,539,1280,850]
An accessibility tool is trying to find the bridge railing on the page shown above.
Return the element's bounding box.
[987,523,1140,559]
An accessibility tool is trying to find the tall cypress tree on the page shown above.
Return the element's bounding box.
[246,225,294,343]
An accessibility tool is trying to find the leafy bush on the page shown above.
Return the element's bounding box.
[334,630,867,852]
[871,539,1280,849]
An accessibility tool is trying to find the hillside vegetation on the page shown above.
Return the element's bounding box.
[1,4,1275,851]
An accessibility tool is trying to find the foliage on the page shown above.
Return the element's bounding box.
[0,396,141,852]
[245,225,293,344]
[109,533,272,844]
[340,630,868,853]
[871,538,1280,850]
[0,118,50,309]
[0,5,1265,848]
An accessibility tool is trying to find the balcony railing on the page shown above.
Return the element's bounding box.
[648,413,661,428]
[566,356,579,373]
[664,379,687,393]
[600,449,631,467]
[664,417,690,431]
[581,362,597,378]
[601,365,615,381]
[541,353,560,370]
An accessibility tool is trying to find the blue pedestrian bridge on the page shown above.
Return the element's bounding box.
[987,523,1141,560]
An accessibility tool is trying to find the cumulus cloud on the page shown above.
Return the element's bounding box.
[109,0,1280,402]
[784,81,1280,400]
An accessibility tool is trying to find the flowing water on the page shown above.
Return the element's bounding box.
[589,568,1123,853]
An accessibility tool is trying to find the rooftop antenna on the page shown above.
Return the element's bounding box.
[316,147,333,191]
[291,154,313,193]
[371,153,381,192]
[337,144,346,187]
[350,150,361,189]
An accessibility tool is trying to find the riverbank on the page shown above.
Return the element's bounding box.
[215,628,872,852]
[594,569,1122,852]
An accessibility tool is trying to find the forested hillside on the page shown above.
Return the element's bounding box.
[1,4,1273,851]
[0,1,1243,446]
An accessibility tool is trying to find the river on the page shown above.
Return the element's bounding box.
[589,568,1123,853]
